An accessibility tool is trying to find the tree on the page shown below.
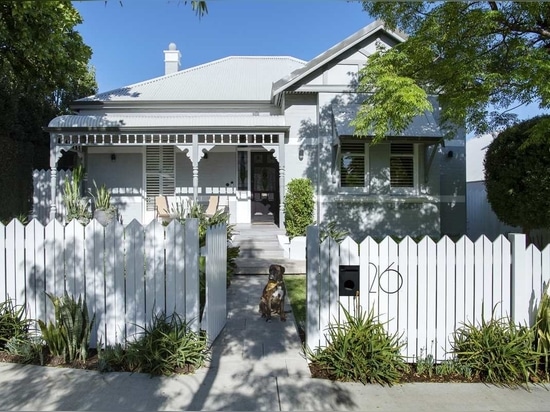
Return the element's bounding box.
[0,1,97,220]
[355,2,550,142]
[484,115,550,235]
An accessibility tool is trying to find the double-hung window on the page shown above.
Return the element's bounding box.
[390,143,416,193]
[340,141,367,190]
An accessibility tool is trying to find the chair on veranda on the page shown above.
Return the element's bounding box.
[155,195,171,221]
[204,195,219,217]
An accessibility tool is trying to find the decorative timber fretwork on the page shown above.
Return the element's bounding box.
[53,132,282,146]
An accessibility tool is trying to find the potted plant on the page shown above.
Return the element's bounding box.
[63,165,92,225]
[90,181,117,225]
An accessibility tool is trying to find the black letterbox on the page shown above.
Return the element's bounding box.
[339,265,360,296]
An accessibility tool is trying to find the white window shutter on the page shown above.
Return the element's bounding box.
[146,146,175,211]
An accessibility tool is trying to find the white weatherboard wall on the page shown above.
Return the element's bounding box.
[306,226,550,362]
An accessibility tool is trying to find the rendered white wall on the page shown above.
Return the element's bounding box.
[86,150,143,224]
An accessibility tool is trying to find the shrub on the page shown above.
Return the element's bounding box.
[124,311,208,376]
[98,343,128,373]
[535,286,550,379]
[5,336,44,365]
[484,115,550,235]
[0,299,32,350]
[284,178,314,239]
[451,310,539,388]
[306,305,408,386]
[38,292,95,363]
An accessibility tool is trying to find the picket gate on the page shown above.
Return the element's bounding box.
[306,227,550,362]
[0,218,227,348]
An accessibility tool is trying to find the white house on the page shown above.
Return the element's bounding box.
[46,20,466,240]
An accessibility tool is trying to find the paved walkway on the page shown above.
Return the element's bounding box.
[1,275,550,411]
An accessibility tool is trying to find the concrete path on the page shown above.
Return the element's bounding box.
[1,275,550,411]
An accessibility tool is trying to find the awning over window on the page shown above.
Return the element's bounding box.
[331,103,444,140]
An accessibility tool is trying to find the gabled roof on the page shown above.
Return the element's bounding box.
[271,20,407,98]
[80,56,306,103]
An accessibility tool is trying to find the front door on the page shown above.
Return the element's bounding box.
[251,152,279,224]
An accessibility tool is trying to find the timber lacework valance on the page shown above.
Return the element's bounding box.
[52,132,282,146]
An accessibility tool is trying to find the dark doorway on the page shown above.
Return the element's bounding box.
[251,152,279,224]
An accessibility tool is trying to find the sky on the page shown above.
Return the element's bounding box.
[73,0,544,128]
[73,0,373,93]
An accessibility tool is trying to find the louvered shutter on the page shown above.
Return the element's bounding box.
[146,146,175,211]
[340,142,366,187]
[390,143,414,188]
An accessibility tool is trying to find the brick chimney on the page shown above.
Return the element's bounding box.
[164,42,181,75]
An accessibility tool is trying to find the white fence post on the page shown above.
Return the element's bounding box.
[185,218,200,332]
[202,223,227,345]
[306,225,320,351]
[510,233,529,325]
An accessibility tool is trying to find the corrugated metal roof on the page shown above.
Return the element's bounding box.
[48,113,286,129]
[80,56,305,103]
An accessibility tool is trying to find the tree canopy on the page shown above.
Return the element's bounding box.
[0,1,97,140]
[0,1,97,220]
[355,1,550,142]
[484,115,550,235]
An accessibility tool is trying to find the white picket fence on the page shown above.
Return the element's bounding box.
[32,169,72,223]
[306,226,550,362]
[0,218,227,348]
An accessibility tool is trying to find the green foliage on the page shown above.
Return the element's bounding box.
[123,312,208,376]
[98,343,127,373]
[90,181,114,211]
[484,116,550,234]
[414,348,473,380]
[63,165,92,224]
[38,292,95,363]
[451,310,539,388]
[0,299,31,350]
[5,336,44,365]
[535,286,550,379]
[0,136,33,222]
[306,305,408,386]
[173,198,238,289]
[284,178,314,239]
[415,349,435,378]
[284,275,306,329]
[319,221,349,243]
[0,1,96,220]
[351,49,432,143]
[359,2,550,141]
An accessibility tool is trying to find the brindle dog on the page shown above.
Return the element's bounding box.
[259,264,286,322]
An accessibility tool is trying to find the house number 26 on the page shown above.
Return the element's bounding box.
[368,262,403,294]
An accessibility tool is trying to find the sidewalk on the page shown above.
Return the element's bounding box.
[0,275,549,411]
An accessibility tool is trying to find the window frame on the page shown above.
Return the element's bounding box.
[338,140,370,193]
[336,140,420,195]
[389,142,418,195]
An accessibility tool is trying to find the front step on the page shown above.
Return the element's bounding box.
[231,223,305,275]
[234,257,306,275]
